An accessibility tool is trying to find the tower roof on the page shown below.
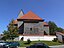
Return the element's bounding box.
[17,11,43,20]
[13,20,17,24]
[18,9,24,18]
[43,22,49,26]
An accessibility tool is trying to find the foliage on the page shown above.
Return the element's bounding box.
[52,38,58,42]
[1,30,9,41]
[27,39,31,44]
[48,21,57,35]
[56,27,64,32]
[21,37,24,41]
[48,21,64,35]
[2,19,19,40]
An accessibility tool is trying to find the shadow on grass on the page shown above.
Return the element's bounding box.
[24,42,31,44]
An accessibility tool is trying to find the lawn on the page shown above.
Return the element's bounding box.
[18,41,63,47]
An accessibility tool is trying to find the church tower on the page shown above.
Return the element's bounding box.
[18,9,24,18]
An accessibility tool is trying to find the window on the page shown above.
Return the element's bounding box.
[44,31,47,35]
[30,28,32,31]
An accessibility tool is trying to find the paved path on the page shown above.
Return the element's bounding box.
[19,45,64,48]
[49,45,64,48]
[19,47,26,48]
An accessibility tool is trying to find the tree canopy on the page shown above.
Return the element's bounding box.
[2,19,19,40]
[48,21,64,35]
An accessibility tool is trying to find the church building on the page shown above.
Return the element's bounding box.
[13,10,49,41]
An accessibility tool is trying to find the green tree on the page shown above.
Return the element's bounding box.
[7,19,19,40]
[2,30,10,41]
[2,19,19,40]
[56,27,63,32]
[48,21,57,35]
[48,21,64,35]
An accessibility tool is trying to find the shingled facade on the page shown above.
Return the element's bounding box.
[13,10,49,41]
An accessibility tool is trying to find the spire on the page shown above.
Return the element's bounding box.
[18,9,24,18]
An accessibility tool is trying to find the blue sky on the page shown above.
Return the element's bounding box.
[0,0,64,34]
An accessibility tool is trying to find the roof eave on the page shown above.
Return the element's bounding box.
[17,19,44,22]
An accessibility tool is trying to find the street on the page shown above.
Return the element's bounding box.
[19,45,64,48]
[50,45,64,48]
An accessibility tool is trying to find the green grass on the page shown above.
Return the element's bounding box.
[18,41,63,47]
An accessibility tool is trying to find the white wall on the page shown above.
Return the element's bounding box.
[19,36,56,41]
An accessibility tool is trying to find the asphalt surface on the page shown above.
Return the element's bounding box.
[19,47,26,48]
[19,45,64,48]
[49,45,64,48]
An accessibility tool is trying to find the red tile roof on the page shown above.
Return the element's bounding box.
[13,20,17,24]
[43,22,48,26]
[18,11,43,20]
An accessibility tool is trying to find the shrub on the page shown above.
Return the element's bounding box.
[21,37,24,41]
[27,39,31,44]
[52,38,58,42]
